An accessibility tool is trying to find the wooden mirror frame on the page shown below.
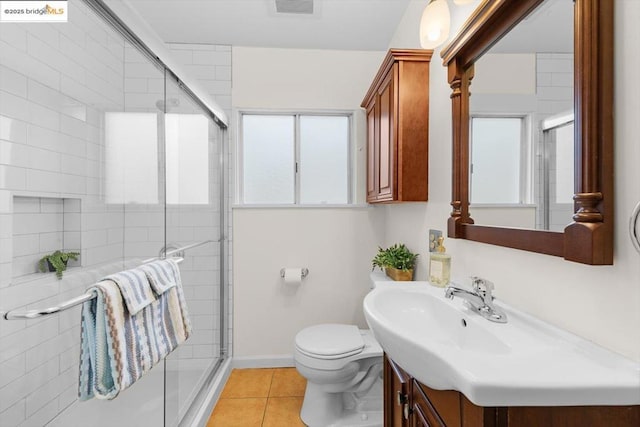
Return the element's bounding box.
[441,0,613,265]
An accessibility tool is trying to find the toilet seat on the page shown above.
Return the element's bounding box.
[295,324,365,359]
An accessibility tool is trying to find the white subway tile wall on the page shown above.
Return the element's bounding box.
[11,197,81,279]
[0,1,231,426]
[0,1,128,423]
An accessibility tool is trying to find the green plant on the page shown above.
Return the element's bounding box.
[38,250,79,279]
[372,243,418,271]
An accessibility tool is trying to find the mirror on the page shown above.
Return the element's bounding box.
[468,0,573,231]
[441,0,613,265]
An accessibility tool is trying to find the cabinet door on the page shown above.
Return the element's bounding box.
[366,100,378,202]
[377,68,396,202]
[384,355,410,427]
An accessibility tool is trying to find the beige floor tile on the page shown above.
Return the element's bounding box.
[220,368,275,398]
[269,368,307,397]
[262,397,305,427]
[207,398,267,427]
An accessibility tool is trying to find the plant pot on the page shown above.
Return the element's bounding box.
[385,267,414,281]
[46,259,67,272]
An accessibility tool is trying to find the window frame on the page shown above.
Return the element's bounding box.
[237,110,354,206]
[469,113,533,205]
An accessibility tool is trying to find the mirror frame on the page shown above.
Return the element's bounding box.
[441,0,613,265]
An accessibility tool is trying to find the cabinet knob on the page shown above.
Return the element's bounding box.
[403,403,411,420]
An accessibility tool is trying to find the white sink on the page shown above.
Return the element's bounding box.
[363,280,640,407]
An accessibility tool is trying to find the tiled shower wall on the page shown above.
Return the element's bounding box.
[0,1,231,426]
[11,197,81,278]
[0,1,127,424]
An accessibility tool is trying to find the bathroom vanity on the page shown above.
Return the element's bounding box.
[363,280,640,427]
[384,355,639,427]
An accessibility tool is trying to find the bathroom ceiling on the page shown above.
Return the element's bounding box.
[491,0,573,53]
[118,0,412,50]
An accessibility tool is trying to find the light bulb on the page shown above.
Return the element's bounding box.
[419,0,451,49]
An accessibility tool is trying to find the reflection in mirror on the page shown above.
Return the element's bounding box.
[541,111,574,231]
[468,0,573,231]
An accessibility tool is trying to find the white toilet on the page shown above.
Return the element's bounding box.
[294,323,383,427]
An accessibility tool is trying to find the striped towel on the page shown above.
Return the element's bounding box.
[139,259,179,295]
[78,263,192,400]
[104,268,156,315]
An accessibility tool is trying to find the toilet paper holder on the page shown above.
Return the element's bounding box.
[280,268,309,279]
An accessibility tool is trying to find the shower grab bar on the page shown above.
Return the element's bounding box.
[631,201,640,254]
[2,257,184,321]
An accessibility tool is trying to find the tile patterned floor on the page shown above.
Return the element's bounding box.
[207,368,307,427]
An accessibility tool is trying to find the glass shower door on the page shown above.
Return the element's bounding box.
[162,78,225,426]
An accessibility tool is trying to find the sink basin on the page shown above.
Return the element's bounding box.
[363,280,640,407]
[372,288,511,355]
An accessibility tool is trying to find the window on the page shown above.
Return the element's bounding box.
[105,112,210,205]
[166,113,210,205]
[470,116,531,204]
[240,112,351,205]
[105,112,159,204]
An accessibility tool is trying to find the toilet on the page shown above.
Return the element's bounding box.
[294,323,383,427]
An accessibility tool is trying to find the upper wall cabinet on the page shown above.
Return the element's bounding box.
[361,49,432,204]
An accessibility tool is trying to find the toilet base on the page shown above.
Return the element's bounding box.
[300,376,383,427]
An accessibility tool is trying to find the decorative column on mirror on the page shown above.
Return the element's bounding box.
[564,0,613,265]
[448,61,474,239]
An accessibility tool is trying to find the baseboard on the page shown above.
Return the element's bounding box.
[232,354,295,368]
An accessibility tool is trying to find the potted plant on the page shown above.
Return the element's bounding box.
[371,243,418,281]
[38,250,79,279]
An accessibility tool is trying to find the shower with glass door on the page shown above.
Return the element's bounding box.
[0,0,229,426]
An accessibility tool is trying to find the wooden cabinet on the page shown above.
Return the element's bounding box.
[384,354,410,427]
[362,49,431,203]
[384,354,640,427]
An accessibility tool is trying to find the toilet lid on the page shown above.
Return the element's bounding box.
[295,324,365,359]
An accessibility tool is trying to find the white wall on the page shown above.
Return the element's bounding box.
[232,47,386,357]
[383,0,640,362]
[233,208,384,357]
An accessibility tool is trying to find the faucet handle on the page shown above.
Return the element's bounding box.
[470,276,494,298]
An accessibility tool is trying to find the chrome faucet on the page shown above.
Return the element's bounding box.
[445,277,507,323]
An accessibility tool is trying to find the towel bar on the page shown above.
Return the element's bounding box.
[2,257,183,321]
[631,201,640,254]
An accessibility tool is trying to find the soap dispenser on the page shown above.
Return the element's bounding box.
[429,236,451,287]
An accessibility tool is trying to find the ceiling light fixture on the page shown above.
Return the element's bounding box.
[419,0,451,50]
